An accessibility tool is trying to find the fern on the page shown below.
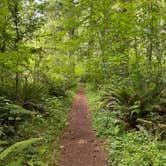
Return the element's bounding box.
[0,138,41,161]
[6,159,22,166]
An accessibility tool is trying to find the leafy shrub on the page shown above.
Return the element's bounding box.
[101,78,166,128]
[44,97,69,135]
[0,97,32,140]
[0,84,16,101]
[17,94,73,166]
[45,74,76,97]
[106,131,166,166]
[19,82,49,104]
[93,110,125,137]
[0,81,49,106]
[0,138,41,161]
[88,88,166,166]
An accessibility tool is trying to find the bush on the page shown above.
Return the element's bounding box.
[93,110,125,137]
[17,94,73,166]
[0,92,73,166]
[101,75,166,128]
[106,131,166,166]
[0,97,32,141]
[45,75,76,97]
[87,88,166,166]
[19,82,49,104]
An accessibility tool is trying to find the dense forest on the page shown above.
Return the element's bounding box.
[0,0,166,165]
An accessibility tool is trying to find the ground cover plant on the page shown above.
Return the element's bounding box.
[87,86,166,166]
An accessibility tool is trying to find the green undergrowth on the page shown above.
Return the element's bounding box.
[0,90,75,166]
[86,85,166,166]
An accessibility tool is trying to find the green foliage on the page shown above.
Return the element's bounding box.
[0,0,166,165]
[5,160,22,166]
[0,138,41,161]
[19,82,49,104]
[0,96,32,140]
[87,88,166,166]
[93,110,125,137]
[100,70,166,128]
[106,131,166,166]
[47,78,76,97]
[0,93,73,165]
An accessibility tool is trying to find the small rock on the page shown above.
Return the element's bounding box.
[60,145,64,149]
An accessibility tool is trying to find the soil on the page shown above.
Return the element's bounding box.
[58,88,107,166]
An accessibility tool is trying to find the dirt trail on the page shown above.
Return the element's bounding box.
[58,88,107,166]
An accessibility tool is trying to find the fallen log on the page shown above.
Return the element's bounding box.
[137,118,166,129]
[137,118,166,139]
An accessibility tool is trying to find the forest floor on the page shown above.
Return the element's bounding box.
[58,88,107,166]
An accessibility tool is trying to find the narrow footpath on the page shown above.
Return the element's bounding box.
[58,88,107,166]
